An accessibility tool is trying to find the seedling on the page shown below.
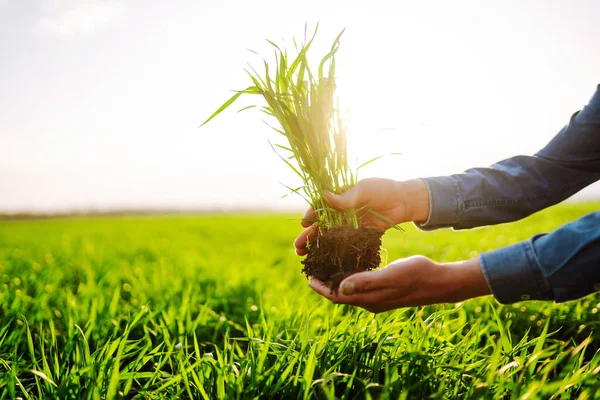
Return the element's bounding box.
[201,25,390,289]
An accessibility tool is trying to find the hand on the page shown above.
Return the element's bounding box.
[294,178,430,256]
[308,256,490,313]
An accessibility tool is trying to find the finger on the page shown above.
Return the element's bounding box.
[325,185,366,211]
[309,279,395,307]
[295,247,309,256]
[308,279,361,305]
[307,278,329,295]
[293,223,318,252]
[338,270,386,296]
[301,208,316,228]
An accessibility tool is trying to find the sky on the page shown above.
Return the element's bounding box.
[1,0,599,213]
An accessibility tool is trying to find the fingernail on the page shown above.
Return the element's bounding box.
[340,280,355,296]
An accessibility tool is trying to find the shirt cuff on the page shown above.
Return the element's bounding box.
[414,176,463,231]
[479,240,554,304]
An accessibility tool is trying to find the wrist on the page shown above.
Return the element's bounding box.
[398,179,430,223]
[439,258,491,302]
[405,257,489,307]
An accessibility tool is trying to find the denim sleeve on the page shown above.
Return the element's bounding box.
[417,84,600,231]
[479,212,600,304]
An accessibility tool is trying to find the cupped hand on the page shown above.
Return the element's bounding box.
[308,256,490,312]
[294,178,429,256]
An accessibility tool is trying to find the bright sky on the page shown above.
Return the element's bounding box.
[1,0,599,213]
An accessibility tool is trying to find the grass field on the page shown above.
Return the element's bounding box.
[1,203,600,399]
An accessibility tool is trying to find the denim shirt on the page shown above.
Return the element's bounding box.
[418,84,600,304]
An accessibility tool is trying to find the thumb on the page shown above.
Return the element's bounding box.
[325,186,363,211]
[339,271,379,296]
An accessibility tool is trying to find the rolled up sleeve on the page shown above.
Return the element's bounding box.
[480,212,600,304]
[479,240,553,304]
[415,177,463,231]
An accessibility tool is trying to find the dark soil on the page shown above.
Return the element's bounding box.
[301,225,383,292]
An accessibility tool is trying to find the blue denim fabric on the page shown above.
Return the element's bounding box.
[417,84,600,303]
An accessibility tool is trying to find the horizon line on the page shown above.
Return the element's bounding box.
[1,198,598,222]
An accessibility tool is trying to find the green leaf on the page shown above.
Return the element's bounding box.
[29,370,57,388]
[199,90,245,127]
[491,302,512,354]
[268,141,306,181]
[367,209,404,232]
[236,105,257,113]
[357,155,385,171]
[317,28,345,80]
[274,143,293,152]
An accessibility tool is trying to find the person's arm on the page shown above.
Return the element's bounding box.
[418,84,600,231]
[309,211,600,310]
[308,255,490,313]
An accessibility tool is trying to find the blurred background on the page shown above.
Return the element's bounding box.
[1,0,599,215]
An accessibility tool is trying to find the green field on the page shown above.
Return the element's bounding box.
[1,203,600,399]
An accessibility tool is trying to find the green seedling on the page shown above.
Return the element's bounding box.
[201,25,373,231]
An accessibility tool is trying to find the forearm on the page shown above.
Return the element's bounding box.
[434,258,491,303]
[400,257,491,307]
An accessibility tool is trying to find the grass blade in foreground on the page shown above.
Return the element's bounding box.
[2,204,600,398]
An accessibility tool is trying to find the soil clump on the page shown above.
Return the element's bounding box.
[301,225,383,291]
